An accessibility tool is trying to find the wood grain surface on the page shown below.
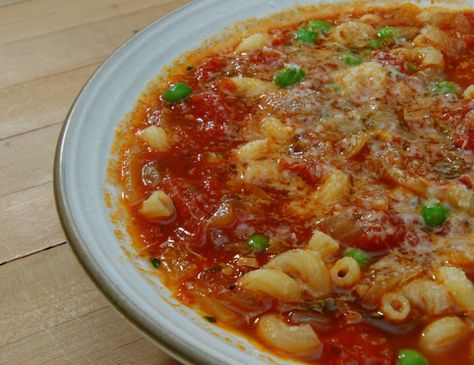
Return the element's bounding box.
[0,0,190,363]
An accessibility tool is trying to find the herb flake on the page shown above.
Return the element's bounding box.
[204,316,217,323]
[149,257,161,268]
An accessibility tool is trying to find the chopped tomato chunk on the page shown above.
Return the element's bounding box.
[323,324,395,365]
[352,210,407,251]
[371,51,406,73]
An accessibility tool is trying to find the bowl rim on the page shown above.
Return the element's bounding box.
[54,1,208,364]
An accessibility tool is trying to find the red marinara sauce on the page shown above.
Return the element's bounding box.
[114,3,474,365]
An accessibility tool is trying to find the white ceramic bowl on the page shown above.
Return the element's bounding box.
[55,1,472,364]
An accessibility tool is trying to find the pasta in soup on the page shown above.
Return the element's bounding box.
[111,2,474,364]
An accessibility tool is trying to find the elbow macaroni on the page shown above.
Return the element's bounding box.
[330,257,361,288]
[380,292,411,322]
[235,33,271,53]
[307,230,340,259]
[418,46,444,68]
[333,62,388,103]
[414,25,459,54]
[401,279,452,315]
[239,240,336,300]
[331,21,375,48]
[395,46,444,68]
[261,116,293,142]
[436,266,474,315]
[420,316,469,354]
[140,190,175,219]
[238,268,302,301]
[138,125,171,152]
[256,314,323,355]
[265,249,332,297]
[241,159,280,186]
[229,77,272,98]
[313,169,351,206]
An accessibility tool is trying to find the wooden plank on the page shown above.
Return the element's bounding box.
[0,0,185,46]
[0,182,65,264]
[0,244,179,365]
[0,63,98,140]
[0,308,179,365]
[0,0,189,89]
[0,122,60,198]
[0,243,101,346]
[0,0,29,8]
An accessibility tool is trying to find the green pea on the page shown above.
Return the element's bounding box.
[247,235,269,252]
[377,26,398,39]
[421,200,449,228]
[367,39,383,49]
[162,82,192,102]
[341,53,363,66]
[308,20,333,34]
[274,66,305,88]
[344,248,373,267]
[295,29,318,44]
[431,81,457,95]
[396,349,429,365]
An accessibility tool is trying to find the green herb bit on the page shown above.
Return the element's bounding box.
[274,66,306,88]
[308,20,333,34]
[367,39,383,49]
[149,257,161,268]
[396,349,429,365]
[405,62,417,72]
[162,82,192,102]
[186,65,194,71]
[322,298,338,312]
[344,248,373,267]
[341,52,363,66]
[305,297,338,313]
[377,26,398,40]
[204,316,217,323]
[421,200,449,228]
[295,29,318,44]
[389,69,406,79]
[329,83,341,92]
[431,81,457,95]
[247,234,269,252]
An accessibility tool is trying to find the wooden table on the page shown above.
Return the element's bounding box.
[0,1,191,363]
